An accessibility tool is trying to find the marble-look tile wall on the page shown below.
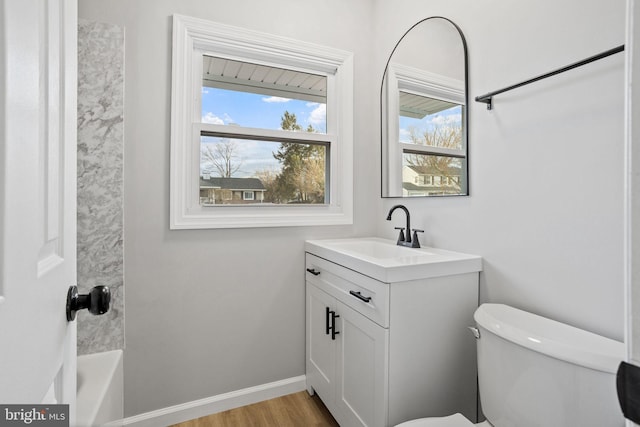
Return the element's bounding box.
[77,20,125,355]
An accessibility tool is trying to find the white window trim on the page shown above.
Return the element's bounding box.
[170,14,353,229]
[243,191,255,201]
[384,63,465,195]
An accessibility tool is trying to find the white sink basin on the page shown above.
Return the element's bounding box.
[305,237,482,282]
[325,239,433,260]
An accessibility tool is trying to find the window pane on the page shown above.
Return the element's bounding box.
[202,56,327,133]
[200,135,327,205]
[402,152,465,196]
[399,92,462,150]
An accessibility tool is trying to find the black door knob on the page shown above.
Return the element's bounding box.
[66,285,111,321]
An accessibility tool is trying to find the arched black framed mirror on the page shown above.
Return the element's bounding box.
[381,17,469,198]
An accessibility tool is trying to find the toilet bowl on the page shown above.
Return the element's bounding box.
[396,413,490,426]
[396,304,625,427]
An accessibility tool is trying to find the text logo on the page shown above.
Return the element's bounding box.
[0,405,68,426]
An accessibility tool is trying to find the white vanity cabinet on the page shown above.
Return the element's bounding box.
[305,239,481,427]
[306,254,389,426]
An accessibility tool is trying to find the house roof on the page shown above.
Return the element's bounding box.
[200,177,266,191]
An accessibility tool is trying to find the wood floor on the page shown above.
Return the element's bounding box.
[170,391,339,427]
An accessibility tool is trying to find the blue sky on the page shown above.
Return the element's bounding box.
[201,87,326,132]
[200,87,326,177]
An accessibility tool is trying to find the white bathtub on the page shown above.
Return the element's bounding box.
[77,350,124,426]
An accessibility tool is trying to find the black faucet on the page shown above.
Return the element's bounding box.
[386,204,423,248]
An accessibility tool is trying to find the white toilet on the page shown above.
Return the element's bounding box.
[397,303,625,427]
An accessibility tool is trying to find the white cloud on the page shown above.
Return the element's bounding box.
[202,112,237,125]
[308,103,326,126]
[262,96,291,103]
[223,113,235,124]
[202,112,224,125]
[430,115,446,125]
[430,114,462,126]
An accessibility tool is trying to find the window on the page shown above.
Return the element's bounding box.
[199,61,328,205]
[384,64,467,197]
[171,15,353,229]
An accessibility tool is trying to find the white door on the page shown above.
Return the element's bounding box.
[0,0,78,422]
[625,0,640,425]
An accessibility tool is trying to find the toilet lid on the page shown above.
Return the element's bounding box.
[395,413,475,427]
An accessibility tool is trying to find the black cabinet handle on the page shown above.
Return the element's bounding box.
[349,290,372,303]
[325,307,340,339]
[325,306,331,335]
[306,268,320,276]
[330,310,340,340]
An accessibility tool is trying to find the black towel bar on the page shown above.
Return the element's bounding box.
[475,45,625,110]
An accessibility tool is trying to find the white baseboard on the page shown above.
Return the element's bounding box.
[120,375,307,427]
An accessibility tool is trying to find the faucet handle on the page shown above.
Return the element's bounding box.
[394,227,406,243]
[411,229,424,248]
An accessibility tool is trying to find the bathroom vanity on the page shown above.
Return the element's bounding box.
[305,238,482,427]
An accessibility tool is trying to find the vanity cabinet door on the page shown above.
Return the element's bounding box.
[335,301,389,427]
[306,283,337,411]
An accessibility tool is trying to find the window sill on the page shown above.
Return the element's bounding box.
[169,204,353,229]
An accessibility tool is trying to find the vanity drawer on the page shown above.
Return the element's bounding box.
[306,253,389,328]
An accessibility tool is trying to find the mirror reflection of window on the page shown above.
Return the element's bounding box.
[398,91,463,150]
[402,153,465,196]
[397,92,465,196]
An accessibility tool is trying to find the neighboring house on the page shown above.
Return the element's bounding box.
[402,165,462,196]
[200,176,267,205]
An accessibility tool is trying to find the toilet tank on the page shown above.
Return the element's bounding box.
[474,304,624,427]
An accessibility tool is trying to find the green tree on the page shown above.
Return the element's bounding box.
[271,111,325,203]
[281,111,302,132]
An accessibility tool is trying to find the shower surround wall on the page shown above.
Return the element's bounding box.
[77,20,125,355]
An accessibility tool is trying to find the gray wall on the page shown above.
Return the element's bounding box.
[375,0,626,341]
[79,0,626,419]
[78,0,376,417]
